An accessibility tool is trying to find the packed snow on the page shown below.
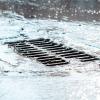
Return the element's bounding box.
[0,11,100,100]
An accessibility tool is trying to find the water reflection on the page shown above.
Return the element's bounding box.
[0,0,100,21]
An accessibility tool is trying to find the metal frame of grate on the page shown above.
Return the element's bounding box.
[5,40,69,66]
[27,38,99,62]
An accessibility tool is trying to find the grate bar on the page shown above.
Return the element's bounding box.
[56,50,79,54]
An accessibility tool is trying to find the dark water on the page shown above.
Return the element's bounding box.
[0,0,100,21]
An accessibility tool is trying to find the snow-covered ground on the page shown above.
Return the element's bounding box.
[0,11,100,100]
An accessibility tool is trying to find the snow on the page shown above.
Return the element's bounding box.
[0,74,100,100]
[0,11,100,100]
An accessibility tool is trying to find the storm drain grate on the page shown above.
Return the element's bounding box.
[5,38,99,66]
[5,40,69,66]
[27,38,99,62]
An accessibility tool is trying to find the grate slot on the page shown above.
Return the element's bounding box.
[60,52,85,56]
[45,62,69,66]
[61,54,86,58]
[28,38,50,42]
[63,54,91,58]
[28,38,45,42]
[77,55,95,59]
[38,57,62,62]
[42,60,66,64]
[64,55,91,58]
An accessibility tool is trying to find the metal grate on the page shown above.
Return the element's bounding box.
[27,38,99,62]
[5,38,99,67]
[5,40,69,66]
